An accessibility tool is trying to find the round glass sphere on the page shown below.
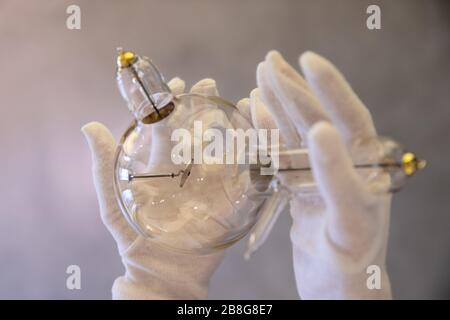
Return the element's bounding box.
[114,93,268,254]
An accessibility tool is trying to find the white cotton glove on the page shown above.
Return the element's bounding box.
[82,78,225,300]
[243,51,392,299]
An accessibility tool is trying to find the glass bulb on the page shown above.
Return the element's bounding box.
[114,50,268,254]
[112,49,426,256]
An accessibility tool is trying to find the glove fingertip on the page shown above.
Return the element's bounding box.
[256,62,272,105]
[250,88,266,116]
[237,97,250,110]
[308,121,335,143]
[167,77,185,95]
[266,50,289,74]
[190,78,218,96]
[265,50,283,63]
[236,97,252,123]
[299,51,334,81]
[81,121,116,159]
[81,121,98,134]
[299,50,321,68]
[250,87,260,99]
[308,121,341,163]
[82,121,109,140]
[256,62,266,85]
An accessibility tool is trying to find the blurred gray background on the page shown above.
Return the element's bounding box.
[0,0,449,299]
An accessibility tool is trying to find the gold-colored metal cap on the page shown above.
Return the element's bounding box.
[117,48,137,68]
[402,152,427,176]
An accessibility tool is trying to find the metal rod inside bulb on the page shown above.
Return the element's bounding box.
[129,65,161,117]
[129,162,403,180]
[251,162,403,172]
[129,171,182,181]
[128,160,193,188]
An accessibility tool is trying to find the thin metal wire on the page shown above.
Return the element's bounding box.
[273,162,402,172]
[129,65,161,117]
[129,160,194,187]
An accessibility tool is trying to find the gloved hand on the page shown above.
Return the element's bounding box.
[82,78,225,299]
[242,51,392,299]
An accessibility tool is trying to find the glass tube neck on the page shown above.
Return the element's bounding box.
[116,49,174,123]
